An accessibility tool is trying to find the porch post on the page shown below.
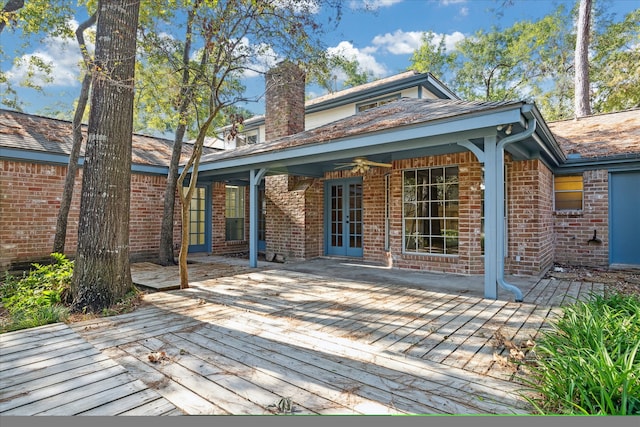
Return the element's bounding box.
[483,136,499,299]
[249,168,267,268]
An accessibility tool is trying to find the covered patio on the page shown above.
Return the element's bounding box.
[192,97,564,302]
[0,257,603,415]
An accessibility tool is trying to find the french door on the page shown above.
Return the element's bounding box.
[325,178,363,257]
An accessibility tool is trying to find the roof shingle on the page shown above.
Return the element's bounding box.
[548,109,640,159]
[0,109,210,167]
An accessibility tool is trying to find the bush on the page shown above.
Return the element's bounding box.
[524,293,640,415]
[1,253,73,333]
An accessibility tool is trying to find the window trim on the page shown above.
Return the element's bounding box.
[355,94,401,113]
[402,165,460,256]
[225,185,246,241]
[553,174,584,212]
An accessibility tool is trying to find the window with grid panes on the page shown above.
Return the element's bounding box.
[403,166,459,254]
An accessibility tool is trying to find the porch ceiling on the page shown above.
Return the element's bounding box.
[192,98,563,183]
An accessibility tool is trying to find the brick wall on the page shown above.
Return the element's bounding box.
[388,152,486,274]
[211,181,250,255]
[262,61,313,261]
[505,159,555,275]
[553,169,609,267]
[0,159,180,270]
[264,175,323,260]
[321,154,555,277]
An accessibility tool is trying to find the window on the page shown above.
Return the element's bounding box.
[225,185,245,240]
[356,94,400,113]
[403,166,459,255]
[554,175,583,211]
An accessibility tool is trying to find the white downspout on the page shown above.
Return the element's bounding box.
[495,113,537,302]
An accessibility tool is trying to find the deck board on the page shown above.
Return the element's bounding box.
[1,266,602,416]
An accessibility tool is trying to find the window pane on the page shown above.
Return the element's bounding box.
[554,175,583,210]
[403,166,459,254]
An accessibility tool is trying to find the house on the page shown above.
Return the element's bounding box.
[0,111,217,269]
[1,64,639,302]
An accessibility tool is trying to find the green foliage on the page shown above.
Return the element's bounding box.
[408,2,639,120]
[591,9,640,113]
[1,253,73,333]
[523,293,640,415]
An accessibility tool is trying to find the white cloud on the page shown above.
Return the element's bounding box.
[371,30,423,55]
[371,30,465,55]
[459,6,469,16]
[327,40,388,77]
[6,20,87,88]
[440,0,467,5]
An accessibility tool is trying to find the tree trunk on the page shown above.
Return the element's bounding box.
[176,113,216,289]
[157,6,197,266]
[53,13,97,255]
[71,0,141,313]
[574,0,592,118]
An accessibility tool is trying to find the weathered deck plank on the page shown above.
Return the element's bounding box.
[2,266,592,416]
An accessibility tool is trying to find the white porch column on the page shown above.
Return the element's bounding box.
[249,168,267,268]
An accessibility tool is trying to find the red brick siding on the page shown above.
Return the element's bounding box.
[553,169,609,267]
[505,159,555,275]
[1,159,181,270]
[264,175,322,260]
[387,152,486,274]
[211,182,250,255]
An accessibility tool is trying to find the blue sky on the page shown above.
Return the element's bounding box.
[1,0,638,119]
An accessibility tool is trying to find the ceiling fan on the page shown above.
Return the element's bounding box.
[334,156,393,174]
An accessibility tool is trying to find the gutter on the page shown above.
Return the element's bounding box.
[495,109,537,302]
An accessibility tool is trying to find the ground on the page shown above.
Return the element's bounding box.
[544,263,640,298]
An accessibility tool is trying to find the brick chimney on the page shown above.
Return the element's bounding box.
[264,61,306,141]
[263,61,320,263]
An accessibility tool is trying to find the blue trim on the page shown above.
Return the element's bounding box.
[306,73,458,114]
[197,108,524,176]
[1,147,170,175]
[187,184,212,253]
[324,177,364,258]
[0,147,78,165]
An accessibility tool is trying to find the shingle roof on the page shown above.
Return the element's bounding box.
[201,97,523,163]
[548,109,640,159]
[0,109,211,166]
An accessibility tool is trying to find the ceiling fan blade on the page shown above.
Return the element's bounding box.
[362,160,392,168]
[334,164,355,170]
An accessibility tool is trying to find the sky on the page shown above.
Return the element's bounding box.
[1,0,638,120]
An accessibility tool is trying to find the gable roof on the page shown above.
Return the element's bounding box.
[0,109,213,169]
[234,71,458,131]
[548,109,640,160]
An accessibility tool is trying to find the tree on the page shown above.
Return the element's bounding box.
[143,0,343,274]
[408,2,638,120]
[71,0,141,312]
[52,12,97,254]
[591,8,640,113]
[575,0,593,117]
[0,0,76,110]
[409,31,453,80]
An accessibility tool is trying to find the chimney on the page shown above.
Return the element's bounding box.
[265,61,306,141]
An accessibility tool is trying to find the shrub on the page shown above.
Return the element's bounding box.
[523,293,640,415]
[1,253,73,333]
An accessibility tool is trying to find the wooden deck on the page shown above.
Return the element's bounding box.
[0,265,604,416]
